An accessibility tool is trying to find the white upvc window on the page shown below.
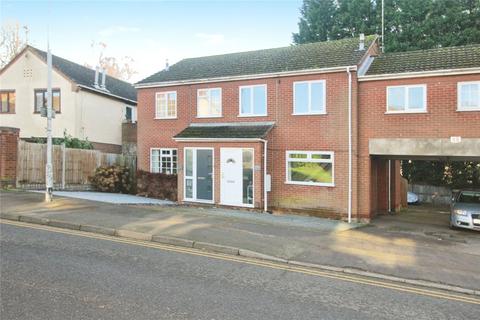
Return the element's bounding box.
[458,81,480,111]
[386,85,427,113]
[155,91,177,119]
[125,105,137,123]
[293,80,326,115]
[150,148,178,174]
[285,151,334,186]
[197,88,222,117]
[239,84,267,116]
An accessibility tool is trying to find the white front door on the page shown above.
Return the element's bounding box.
[220,148,254,207]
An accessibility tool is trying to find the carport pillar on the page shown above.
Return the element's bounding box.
[374,158,402,215]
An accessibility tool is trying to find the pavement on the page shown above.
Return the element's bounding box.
[1,190,479,294]
[31,190,174,205]
[3,224,478,320]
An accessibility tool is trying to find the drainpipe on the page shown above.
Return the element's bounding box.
[347,67,353,223]
[388,160,392,212]
[261,139,268,213]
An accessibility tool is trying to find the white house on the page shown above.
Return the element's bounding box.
[0,45,137,153]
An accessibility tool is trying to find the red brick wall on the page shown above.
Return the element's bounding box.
[358,74,480,218]
[0,127,20,187]
[137,71,356,217]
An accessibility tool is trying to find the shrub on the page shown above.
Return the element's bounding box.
[90,165,132,193]
[136,170,177,201]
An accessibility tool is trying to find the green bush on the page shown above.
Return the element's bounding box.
[29,130,93,150]
[402,160,480,189]
[90,165,132,193]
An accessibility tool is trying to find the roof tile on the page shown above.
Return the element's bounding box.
[366,44,480,75]
[138,36,376,84]
[30,46,137,103]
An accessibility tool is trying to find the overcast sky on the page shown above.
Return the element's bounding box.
[1,0,303,82]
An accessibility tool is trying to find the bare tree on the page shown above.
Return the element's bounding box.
[86,41,137,81]
[0,22,27,68]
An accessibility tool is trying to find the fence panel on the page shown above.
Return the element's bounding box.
[16,141,136,189]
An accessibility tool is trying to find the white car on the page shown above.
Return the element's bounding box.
[407,192,419,204]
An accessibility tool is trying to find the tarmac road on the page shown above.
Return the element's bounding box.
[1,222,478,320]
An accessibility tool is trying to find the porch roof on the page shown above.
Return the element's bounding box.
[173,122,274,141]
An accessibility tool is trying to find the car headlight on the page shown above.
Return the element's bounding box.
[454,209,468,216]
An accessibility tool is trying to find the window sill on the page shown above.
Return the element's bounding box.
[285,181,334,187]
[384,111,427,115]
[292,112,327,116]
[457,108,480,112]
[237,114,268,118]
[154,117,177,120]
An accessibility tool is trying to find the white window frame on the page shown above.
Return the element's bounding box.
[183,147,215,204]
[125,105,137,123]
[150,148,178,174]
[457,81,480,111]
[285,151,334,187]
[386,84,427,113]
[197,88,222,118]
[293,80,326,115]
[155,91,177,119]
[238,84,267,117]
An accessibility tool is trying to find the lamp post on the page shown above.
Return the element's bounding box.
[45,42,53,202]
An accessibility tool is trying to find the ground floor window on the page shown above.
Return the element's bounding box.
[286,151,334,186]
[150,148,177,174]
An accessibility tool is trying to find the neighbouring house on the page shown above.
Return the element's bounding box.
[0,45,137,153]
[135,35,479,221]
[358,44,480,218]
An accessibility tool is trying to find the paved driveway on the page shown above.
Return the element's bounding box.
[371,204,478,243]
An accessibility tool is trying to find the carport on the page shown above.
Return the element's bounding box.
[368,137,480,223]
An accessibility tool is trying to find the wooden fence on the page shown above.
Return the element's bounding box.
[16,141,136,190]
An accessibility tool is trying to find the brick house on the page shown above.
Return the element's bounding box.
[0,45,137,153]
[135,36,480,221]
[358,45,480,220]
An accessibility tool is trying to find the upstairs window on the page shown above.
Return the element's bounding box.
[293,80,326,115]
[34,89,61,113]
[458,81,480,111]
[0,91,15,113]
[239,85,267,116]
[155,91,177,119]
[387,85,426,113]
[125,106,137,122]
[197,88,222,117]
[151,148,177,174]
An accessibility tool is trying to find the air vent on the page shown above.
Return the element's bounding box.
[23,68,33,78]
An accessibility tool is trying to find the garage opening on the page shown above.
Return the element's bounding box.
[368,138,480,232]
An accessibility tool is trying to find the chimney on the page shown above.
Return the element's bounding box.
[94,66,99,88]
[100,68,106,90]
[359,33,365,51]
[165,58,169,71]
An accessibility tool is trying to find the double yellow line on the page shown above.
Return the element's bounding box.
[2,219,479,305]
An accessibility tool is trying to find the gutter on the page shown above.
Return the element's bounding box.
[77,85,137,105]
[135,66,358,89]
[358,67,480,81]
[173,138,266,142]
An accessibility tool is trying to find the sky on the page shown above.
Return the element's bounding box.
[1,0,303,82]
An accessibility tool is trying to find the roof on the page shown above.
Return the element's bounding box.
[138,36,377,85]
[28,46,137,103]
[174,122,275,140]
[366,44,480,76]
